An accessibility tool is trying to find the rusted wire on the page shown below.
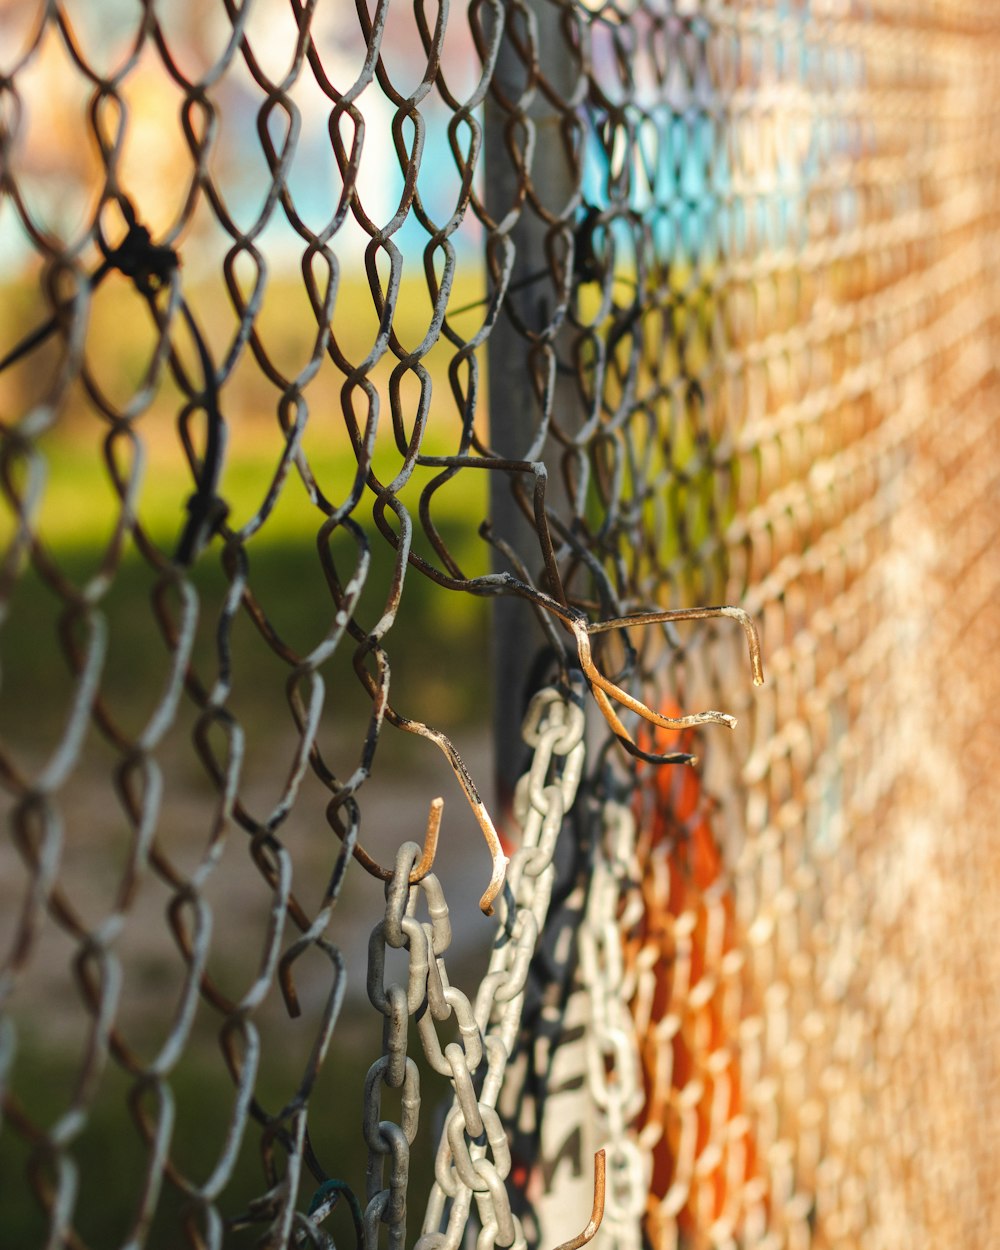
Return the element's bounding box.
[350,795,444,886]
[549,1150,606,1250]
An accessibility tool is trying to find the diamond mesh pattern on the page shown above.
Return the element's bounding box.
[0,2,998,1248]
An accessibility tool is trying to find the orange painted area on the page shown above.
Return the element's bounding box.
[631,709,760,1246]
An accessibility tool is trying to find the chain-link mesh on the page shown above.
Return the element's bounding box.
[2,1,999,1248]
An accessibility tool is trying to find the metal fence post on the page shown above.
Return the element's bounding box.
[485,0,578,819]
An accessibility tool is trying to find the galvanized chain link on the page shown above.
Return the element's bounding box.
[418,677,587,1250]
[340,679,588,1250]
[361,839,432,1250]
[577,794,648,1250]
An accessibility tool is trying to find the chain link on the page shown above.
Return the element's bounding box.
[577,795,648,1250]
[418,677,588,1250]
[357,680,587,1250]
[523,782,652,1250]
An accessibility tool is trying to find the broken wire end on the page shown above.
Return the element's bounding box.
[475,801,508,916]
[550,1149,606,1250]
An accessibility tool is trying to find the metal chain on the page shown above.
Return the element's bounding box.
[520,783,651,1250]
[360,839,433,1250]
[351,678,587,1250]
[417,677,588,1250]
[576,794,648,1250]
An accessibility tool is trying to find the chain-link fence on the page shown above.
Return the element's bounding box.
[1,1,999,1248]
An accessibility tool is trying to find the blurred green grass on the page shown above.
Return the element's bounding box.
[0,270,494,1245]
[0,269,495,750]
[0,1024,443,1249]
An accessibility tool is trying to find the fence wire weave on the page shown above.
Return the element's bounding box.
[1,2,999,1249]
